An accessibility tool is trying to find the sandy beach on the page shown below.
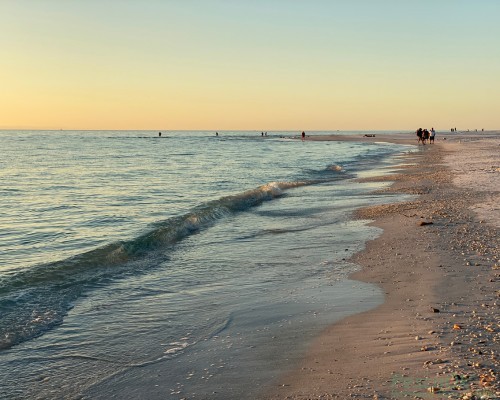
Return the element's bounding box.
[266,132,499,399]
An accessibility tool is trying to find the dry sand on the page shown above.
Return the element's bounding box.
[266,132,499,399]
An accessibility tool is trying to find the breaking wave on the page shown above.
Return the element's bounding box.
[0,180,321,350]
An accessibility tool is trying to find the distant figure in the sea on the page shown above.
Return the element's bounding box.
[159,132,161,137]
[430,127,435,143]
[261,132,264,137]
[216,132,218,136]
[416,128,423,144]
[301,131,305,141]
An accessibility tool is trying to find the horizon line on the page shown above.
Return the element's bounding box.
[1,128,495,132]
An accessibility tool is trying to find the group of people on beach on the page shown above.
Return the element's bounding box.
[416,127,435,144]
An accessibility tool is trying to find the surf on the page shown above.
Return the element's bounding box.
[0,179,326,350]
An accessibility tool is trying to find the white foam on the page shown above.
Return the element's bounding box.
[164,341,189,354]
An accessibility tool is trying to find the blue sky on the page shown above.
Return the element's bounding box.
[1,0,499,130]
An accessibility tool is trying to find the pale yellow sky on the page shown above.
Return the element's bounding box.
[1,1,499,131]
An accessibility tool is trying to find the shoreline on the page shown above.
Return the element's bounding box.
[266,134,499,399]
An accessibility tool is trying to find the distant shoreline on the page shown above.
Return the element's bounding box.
[304,130,500,146]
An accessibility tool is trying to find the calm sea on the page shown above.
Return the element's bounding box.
[0,130,414,399]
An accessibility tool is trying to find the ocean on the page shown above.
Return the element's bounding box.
[0,130,414,399]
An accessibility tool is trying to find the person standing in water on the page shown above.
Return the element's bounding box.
[430,127,435,143]
[301,131,305,141]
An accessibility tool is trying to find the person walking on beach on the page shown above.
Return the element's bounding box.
[301,131,305,141]
[423,129,429,144]
[416,128,423,144]
[430,127,435,143]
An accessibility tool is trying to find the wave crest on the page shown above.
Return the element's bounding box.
[0,179,312,350]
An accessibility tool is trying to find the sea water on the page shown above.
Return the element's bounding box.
[0,130,414,399]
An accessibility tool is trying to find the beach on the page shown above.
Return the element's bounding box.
[0,131,415,399]
[3,1,500,398]
[267,132,499,399]
[0,131,497,399]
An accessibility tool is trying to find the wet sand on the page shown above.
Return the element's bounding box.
[266,132,499,399]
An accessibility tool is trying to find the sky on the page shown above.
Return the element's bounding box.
[1,0,499,131]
